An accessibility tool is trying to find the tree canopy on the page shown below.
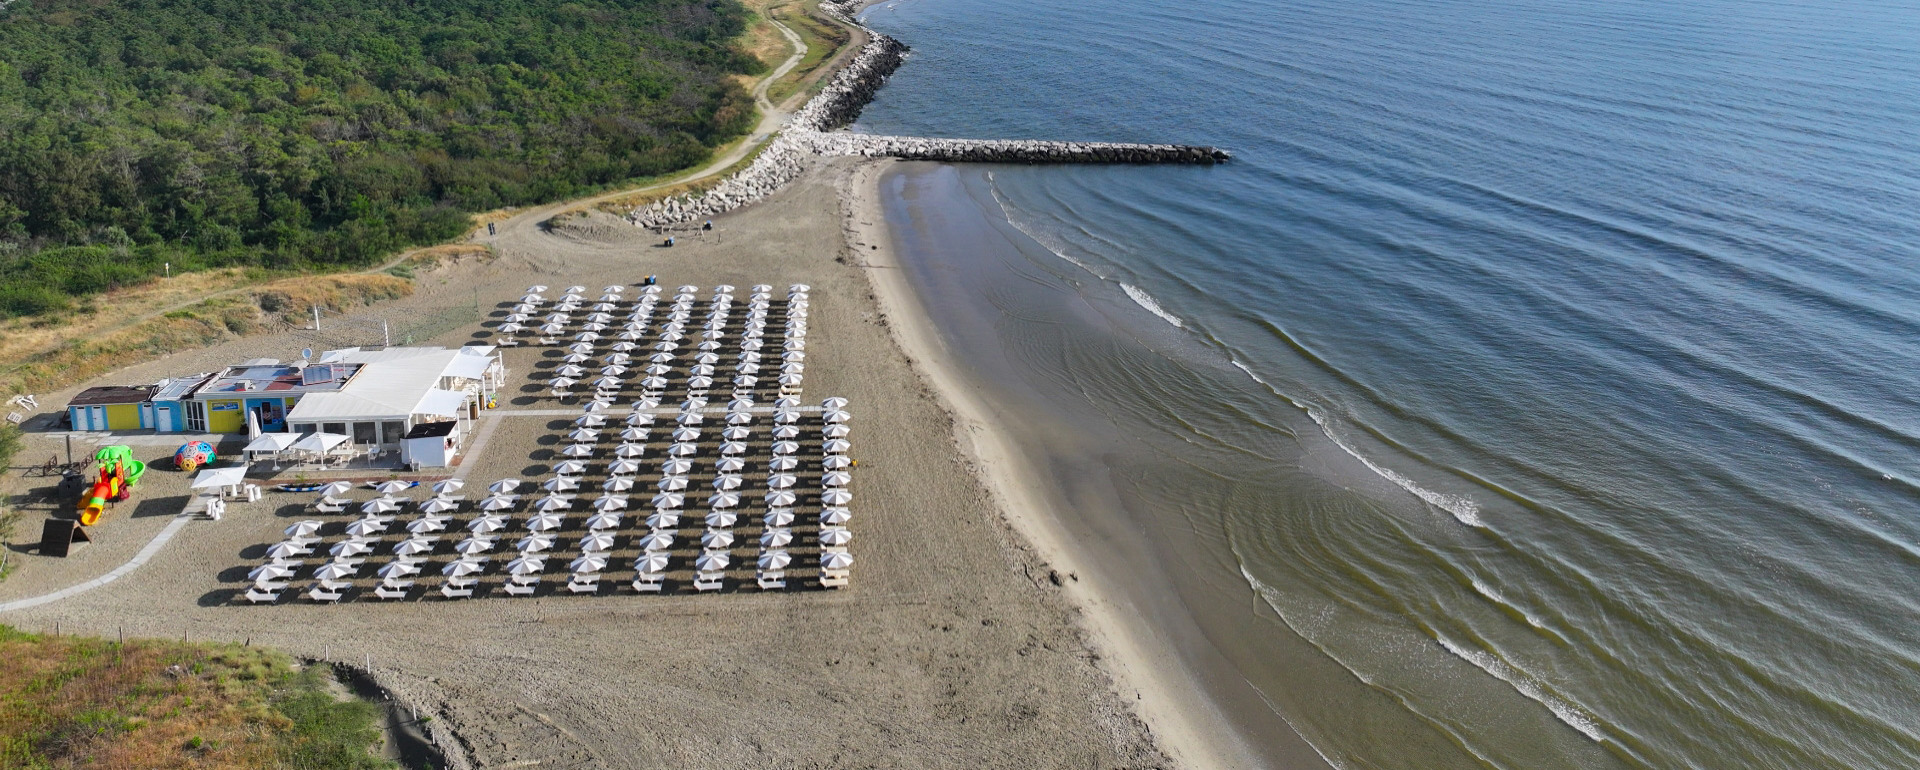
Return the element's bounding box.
[0,0,758,317]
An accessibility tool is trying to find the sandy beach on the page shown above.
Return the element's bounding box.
[0,157,1176,768]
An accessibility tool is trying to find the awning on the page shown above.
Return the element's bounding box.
[244,433,300,453]
[414,389,467,417]
[444,354,494,380]
[190,465,251,489]
[291,432,349,452]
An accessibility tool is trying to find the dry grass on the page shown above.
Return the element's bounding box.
[766,0,851,105]
[0,626,389,769]
[0,275,413,397]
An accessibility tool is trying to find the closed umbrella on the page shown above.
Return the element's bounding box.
[285,520,323,538]
[543,476,580,492]
[708,491,741,509]
[757,551,792,570]
[764,490,798,507]
[820,507,852,525]
[695,552,730,572]
[763,509,796,527]
[760,528,793,548]
[638,532,676,551]
[821,489,853,506]
[517,534,554,552]
[822,470,853,487]
[822,551,854,570]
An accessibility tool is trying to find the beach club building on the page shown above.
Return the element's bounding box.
[64,346,505,458]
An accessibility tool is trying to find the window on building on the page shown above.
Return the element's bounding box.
[353,422,377,446]
[323,422,347,437]
[185,401,207,432]
[381,421,405,446]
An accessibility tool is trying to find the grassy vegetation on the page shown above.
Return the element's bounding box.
[0,626,394,769]
[765,1,851,105]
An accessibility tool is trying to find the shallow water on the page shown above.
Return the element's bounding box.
[860,0,1920,767]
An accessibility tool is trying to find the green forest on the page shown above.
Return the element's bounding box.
[0,0,760,318]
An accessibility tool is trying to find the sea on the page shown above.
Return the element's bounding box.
[853,0,1920,767]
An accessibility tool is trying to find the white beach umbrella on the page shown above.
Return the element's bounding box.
[820,507,852,525]
[712,474,743,491]
[285,520,323,538]
[657,475,689,492]
[823,410,851,424]
[708,491,741,509]
[733,374,759,387]
[686,376,714,390]
[585,398,612,412]
[592,494,630,512]
[264,541,307,559]
[821,489,854,506]
[377,561,421,578]
[773,410,801,425]
[641,376,669,390]
[771,441,800,455]
[321,481,354,496]
[562,353,590,364]
[576,414,608,428]
[822,471,853,487]
[542,476,581,492]
[344,520,385,538]
[591,376,622,390]
[634,552,671,574]
[741,339,763,351]
[757,550,792,571]
[822,439,852,454]
[700,529,735,549]
[650,492,685,510]
[718,441,747,456]
[721,426,752,441]
[647,351,674,363]
[455,537,495,555]
[626,410,658,425]
[586,511,624,531]
[406,516,450,534]
[619,427,650,442]
[489,478,523,494]
[393,537,436,556]
[468,516,508,534]
[532,495,572,512]
[549,376,578,389]
[671,426,701,442]
[638,532,676,551]
[314,562,360,581]
[603,476,636,492]
[781,362,807,376]
[820,396,846,410]
[608,460,647,478]
[725,412,755,428]
[642,363,671,376]
[498,322,526,334]
[763,509,796,527]
[578,532,617,552]
[764,490,798,507]
[361,498,401,514]
[676,412,705,426]
[819,528,853,547]
[516,534,555,552]
[727,397,755,411]
[734,361,760,375]
[823,424,851,438]
[658,458,695,474]
[566,427,599,442]
[760,528,793,548]
[614,443,647,458]
[420,497,460,513]
[704,511,738,528]
[507,555,547,575]
[430,479,465,495]
[668,442,698,457]
[551,460,589,475]
[775,396,801,409]
[606,352,633,365]
[714,456,747,472]
[477,495,516,512]
[822,551,854,570]
[332,537,372,556]
[645,510,681,529]
[526,513,565,532]
[767,473,798,490]
[767,455,799,471]
[771,424,801,439]
[695,552,730,572]
[556,364,587,378]
[441,559,486,578]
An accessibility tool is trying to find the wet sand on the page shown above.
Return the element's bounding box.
[0,158,1168,769]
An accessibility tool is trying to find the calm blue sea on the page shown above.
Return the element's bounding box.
[857,0,1920,767]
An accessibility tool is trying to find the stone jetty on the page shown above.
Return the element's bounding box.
[631,0,1227,230]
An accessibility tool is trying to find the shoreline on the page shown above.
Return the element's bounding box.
[844,159,1283,769]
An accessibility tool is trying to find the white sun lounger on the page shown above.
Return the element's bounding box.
[631,573,664,593]
[694,571,725,592]
[566,575,601,594]
[756,570,787,590]
[244,587,282,604]
[504,580,537,596]
[307,584,345,602]
[820,569,849,589]
[440,581,475,599]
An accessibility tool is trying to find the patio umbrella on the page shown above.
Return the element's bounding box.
[578,532,617,552]
[532,495,571,512]
[560,443,595,458]
[708,491,741,509]
[686,376,714,390]
[420,497,460,513]
[489,479,522,494]
[712,474,743,490]
[344,520,384,537]
[575,332,601,342]
[406,517,449,534]
[719,441,748,456]
[478,495,517,512]
[821,395,847,409]
[735,362,760,375]
[549,376,578,389]
[507,556,547,575]
[641,376,669,390]
[819,528,853,547]
[526,513,565,532]
[822,470,853,487]
[758,528,795,549]
[782,362,807,376]
[576,414,608,427]
[360,498,401,514]
[775,396,801,409]
[443,558,487,577]
[771,424,801,439]
[823,424,851,439]
[556,364,587,378]
[638,532,676,551]
[562,353,590,364]
[586,511,625,530]
[699,530,735,550]
[671,426,701,442]
[659,458,695,474]
[322,481,354,496]
[377,561,421,578]
[603,476,636,492]
[669,442,698,457]
[393,537,436,556]
[820,507,852,525]
[822,439,853,454]
[642,363,671,376]
[657,476,689,492]
[607,352,633,365]
[455,537,495,555]
[763,509,796,527]
[543,478,583,495]
[764,490,798,507]
[614,443,647,458]
[714,456,747,473]
[591,494,630,511]
[694,552,730,572]
[721,426,752,441]
[264,541,307,560]
[767,456,799,471]
[767,473,797,490]
[773,411,800,425]
[498,323,525,334]
[648,351,674,363]
[431,479,465,495]
[823,410,851,424]
[634,553,671,574]
[821,489,853,506]
[566,427,599,442]
[741,339,763,351]
[650,491,685,509]
[757,551,792,570]
[626,411,657,425]
[314,562,360,580]
[822,551,855,570]
[704,510,739,528]
[285,520,323,537]
[591,376,622,390]
[771,441,799,455]
[676,411,705,425]
[733,374,759,388]
[645,510,681,528]
[689,364,716,377]
[516,534,555,552]
[551,460,589,475]
[619,427,649,441]
[469,516,508,534]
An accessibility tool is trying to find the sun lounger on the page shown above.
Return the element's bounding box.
[440,582,474,599]
[307,584,345,602]
[566,575,601,594]
[504,581,537,596]
[631,573,664,593]
[694,571,725,592]
[315,502,346,514]
[373,582,412,600]
[820,569,849,589]
[755,570,787,590]
[244,587,282,604]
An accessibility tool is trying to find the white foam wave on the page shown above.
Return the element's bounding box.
[1470,577,1549,631]
[1120,283,1184,328]
[1230,360,1484,527]
[1436,637,1605,742]
[984,172,1101,276]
